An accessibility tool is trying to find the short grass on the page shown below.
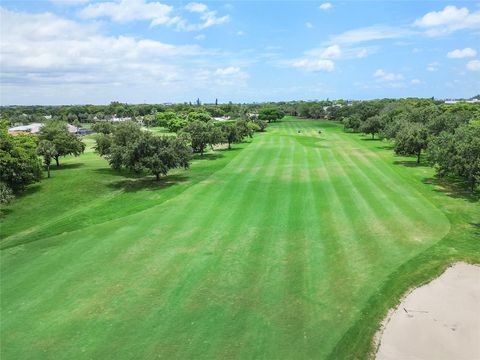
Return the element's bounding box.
[1,117,478,359]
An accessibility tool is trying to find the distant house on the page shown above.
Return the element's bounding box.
[8,123,44,135]
[110,116,132,122]
[247,113,259,119]
[213,116,231,121]
[8,123,79,135]
[444,98,479,104]
[77,127,94,136]
[67,124,78,133]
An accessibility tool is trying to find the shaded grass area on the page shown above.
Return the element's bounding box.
[1,117,478,359]
[0,138,248,249]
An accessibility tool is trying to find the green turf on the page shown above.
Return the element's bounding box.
[1,117,478,359]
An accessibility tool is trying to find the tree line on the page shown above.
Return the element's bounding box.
[94,114,269,180]
[332,100,480,192]
[1,121,86,204]
[0,112,272,204]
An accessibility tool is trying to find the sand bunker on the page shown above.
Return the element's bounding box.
[376,262,480,360]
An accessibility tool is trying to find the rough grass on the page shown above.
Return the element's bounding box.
[1,117,478,359]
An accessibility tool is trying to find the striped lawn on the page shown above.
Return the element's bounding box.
[1,117,478,359]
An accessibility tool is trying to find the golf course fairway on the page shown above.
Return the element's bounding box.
[1,117,479,359]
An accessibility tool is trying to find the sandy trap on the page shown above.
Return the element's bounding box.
[376,262,480,360]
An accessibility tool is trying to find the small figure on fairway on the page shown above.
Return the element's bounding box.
[318,130,322,134]
[298,129,302,133]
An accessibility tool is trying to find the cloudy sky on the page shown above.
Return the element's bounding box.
[1,1,479,105]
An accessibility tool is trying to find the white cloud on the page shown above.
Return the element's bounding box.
[212,67,249,85]
[80,0,177,26]
[467,59,480,71]
[426,62,439,72]
[328,25,414,44]
[195,34,206,40]
[185,2,208,13]
[0,7,211,90]
[176,3,229,31]
[414,5,480,36]
[306,45,341,59]
[319,3,332,11]
[236,30,245,36]
[410,79,422,85]
[373,69,404,81]
[306,22,313,29]
[80,0,229,30]
[292,59,335,72]
[447,47,477,58]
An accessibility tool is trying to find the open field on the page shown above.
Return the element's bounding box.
[1,117,479,359]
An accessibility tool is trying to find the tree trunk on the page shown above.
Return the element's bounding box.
[155,173,160,181]
[47,164,51,178]
[55,156,60,167]
[372,133,375,139]
[470,177,476,193]
[228,141,231,149]
[417,150,421,164]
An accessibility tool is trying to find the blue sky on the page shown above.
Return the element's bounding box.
[0,0,479,105]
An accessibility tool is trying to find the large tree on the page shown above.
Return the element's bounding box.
[0,125,42,191]
[360,115,384,139]
[37,140,57,178]
[394,122,429,163]
[428,124,480,192]
[39,121,85,166]
[258,108,284,123]
[221,123,240,149]
[180,121,211,156]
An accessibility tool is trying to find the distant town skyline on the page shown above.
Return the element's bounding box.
[1,1,480,105]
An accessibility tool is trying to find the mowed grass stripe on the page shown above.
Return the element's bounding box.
[1,138,266,354]
[341,132,450,231]
[193,133,290,359]
[68,138,272,358]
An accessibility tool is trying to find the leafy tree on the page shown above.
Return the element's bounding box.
[207,122,225,150]
[37,140,57,178]
[188,112,212,123]
[394,122,428,163]
[156,112,178,127]
[221,123,240,149]
[0,126,42,191]
[92,122,115,134]
[0,182,14,205]
[180,121,211,156]
[166,117,188,133]
[235,120,254,139]
[39,121,85,166]
[343,114,362,132]
[428,124,480,192]
[253,119,268,132]
[258,108,284,123]
[136,134,191,181]
[360,115,384,139]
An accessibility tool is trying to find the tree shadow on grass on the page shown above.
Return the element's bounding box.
[51,163,85,170]
[193,152,225,161]
[422,176,479,203]
[107,173,189,192]
[360,137,382,141]
[377,144,394,151]
[470,223,480,236]
[393,160,429,168]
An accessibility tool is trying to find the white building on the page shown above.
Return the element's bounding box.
[8,123,44,135]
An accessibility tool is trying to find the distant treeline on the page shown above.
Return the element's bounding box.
[331,99,479,192]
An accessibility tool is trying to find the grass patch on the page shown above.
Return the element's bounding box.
[1,117,478,359]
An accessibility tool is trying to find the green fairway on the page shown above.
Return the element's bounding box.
[1,117,478,359]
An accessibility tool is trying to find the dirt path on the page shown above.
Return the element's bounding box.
[376,262,480,360]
